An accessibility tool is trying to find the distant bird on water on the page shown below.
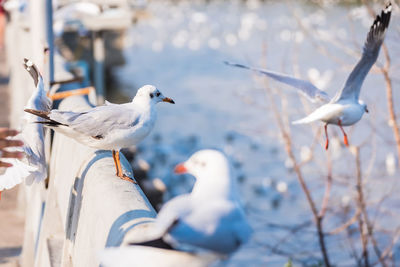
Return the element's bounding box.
[226,3,392,149]
[25,85,175,182]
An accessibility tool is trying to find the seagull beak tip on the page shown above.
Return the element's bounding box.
[163,97,175,104]
[174,163,187,174]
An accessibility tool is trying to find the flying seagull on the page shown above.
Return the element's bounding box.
[0,59,52,196]
[226,3,392,149]
[25,85,175,182]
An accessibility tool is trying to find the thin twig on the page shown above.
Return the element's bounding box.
[319,151,333,219]
[329,210,361,235]
[354,147,387,267]
[354,147,370,267]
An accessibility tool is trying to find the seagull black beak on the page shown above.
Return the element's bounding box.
[365,107,369,113]
[163,97,175,104]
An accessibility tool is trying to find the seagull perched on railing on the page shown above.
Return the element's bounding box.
[226,3,392,150]
[0,59,52,193]
[100,150,252,267]
[25,85,175,182]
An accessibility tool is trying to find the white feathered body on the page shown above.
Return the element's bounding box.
[293,100,365,126]
[46,102,157,151]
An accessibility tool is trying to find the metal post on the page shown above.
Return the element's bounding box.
[45,0,54,84]
[93,31,105,104]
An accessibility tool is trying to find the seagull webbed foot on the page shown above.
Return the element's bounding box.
[338,120,350,147]
[116,173,137,184]
[343,134,349,147]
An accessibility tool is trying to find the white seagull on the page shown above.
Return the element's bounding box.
[129,150,251,254]
[101,150,252,267]
[226,3,392,149]
[0,59,52,193]
[25,85,175,182]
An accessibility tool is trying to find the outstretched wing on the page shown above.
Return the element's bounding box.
[23,58,52,112]
[23,58,40,87]
[333,3,392,102]
[225,61,330,103]
[153,195,191,237]
[126,195,191,250]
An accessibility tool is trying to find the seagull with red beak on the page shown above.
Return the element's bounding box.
[101,150,252,266]
[123,150,251,255]
[25,85,174,182]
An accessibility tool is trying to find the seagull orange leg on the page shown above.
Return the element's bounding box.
[338,120,349,147]
[112,150,137,184]
[112,150,119,173]
[324,124,329,150]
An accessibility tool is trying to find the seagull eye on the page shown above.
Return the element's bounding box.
[156,92,161,97]
[150,93,154,98]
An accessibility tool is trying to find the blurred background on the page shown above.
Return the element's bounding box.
[1,0,400,266]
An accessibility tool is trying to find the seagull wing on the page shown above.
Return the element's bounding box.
[126,195,191,249]
[0,159,34,190]
[23,58,40,87]
[333,3,392,102]
[231,208,253,246]
[225,61,330,103]
[1,58,53,190]
[49,104,142,138]
[154,195,191,237]
[23,58,52,116]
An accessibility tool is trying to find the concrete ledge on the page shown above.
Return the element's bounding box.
[101,246,220,267]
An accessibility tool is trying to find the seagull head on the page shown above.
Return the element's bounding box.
[175,149,237,200]
[174,149,230,181]
[358,99,369,113]
[134,85,175,105]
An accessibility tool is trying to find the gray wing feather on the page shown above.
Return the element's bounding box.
[49,105,141,137]
[23,58,40,87]
[155,195,191,237]
[333,3,391,102]
[32,78,52,111]
[225,61,330,103]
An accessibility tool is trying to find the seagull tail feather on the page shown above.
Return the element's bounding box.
[292,116,318,125]
[129,238,174,250]
[24,109,51,120]
[24,109,66,126]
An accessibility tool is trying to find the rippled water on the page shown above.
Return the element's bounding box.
[114,1,400,266]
